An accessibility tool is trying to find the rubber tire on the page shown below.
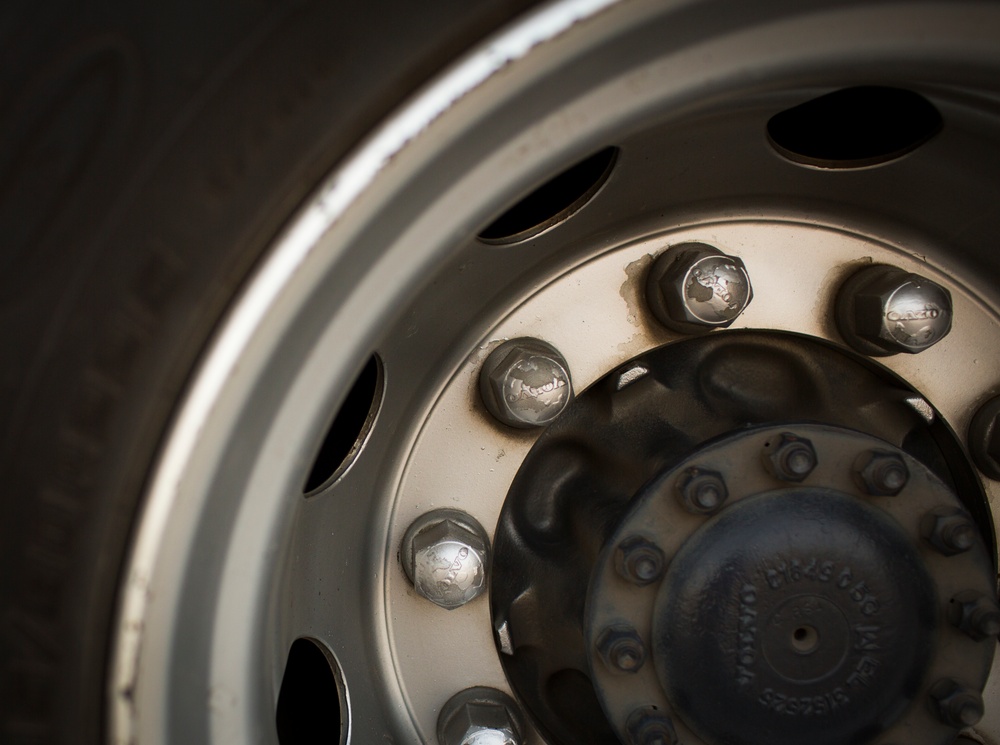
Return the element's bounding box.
[0,2,540,743]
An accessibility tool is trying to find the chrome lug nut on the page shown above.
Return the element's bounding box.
[480,338,573,428]
[854,450,909,496]
[929,678,984,728]
[677,466,729,513]
[615,536,666,585]
[626,707,679,745]
[968,394,1000,480]
[835,265,952,356]
[596,625,646,673]
[920,506,978,556]
[645,243,753,333]
[401,509,490,610]
[438,687,525,745]
[764,432,817,482]
[949,590,1000,641]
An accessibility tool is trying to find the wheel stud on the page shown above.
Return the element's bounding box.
[920,506,977,556]
[854,450,909,495]
[401,509,490,610]
[645,243,752,334]
[764,432,817,482]
[968,394,1000,480]
[835,265,952,356]
[596,625,646,673]
[949,590,1000,641]
[677,467,729,513]
[929,678,984,728]
[480,338,573,428]
[438,687,525,745]
[616,536,666,585]
[626,706,678,745]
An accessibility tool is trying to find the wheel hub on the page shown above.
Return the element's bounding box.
[492,334,996,745]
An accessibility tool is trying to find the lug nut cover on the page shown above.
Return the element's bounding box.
[645,243,753,333]
[480,338,573,428]
[401,509,491,609]
[835,265,952,356]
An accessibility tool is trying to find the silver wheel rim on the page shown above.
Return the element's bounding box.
[109,1,1000,742]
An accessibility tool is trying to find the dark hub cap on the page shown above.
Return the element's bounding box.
[653,489,934,745]
[490,332,996,745]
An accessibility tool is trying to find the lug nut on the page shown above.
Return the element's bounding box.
[854,450,909,496]
[645,243,753,334]
[401,509,490,610]
[438,687,524,745]
[949,590,1000,641]
[921,506,978,556]
[616,536,666,585]
[480,338,573,428]
[626,707,679,745]
[969,395,1000,480]
[764,433,817,482]
[677,467,729,513]
[596,625,646,673]
[929,678,984,728]
[835,265,952,356]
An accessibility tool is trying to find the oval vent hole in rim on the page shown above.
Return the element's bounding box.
[276,638,347,744]
[304,353,383,493]
[766,86,943,169]
[478,146,618,244]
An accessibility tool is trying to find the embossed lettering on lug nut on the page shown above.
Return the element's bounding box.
[645,243,752,334]
[929,678,985,728]
[401,509,491,610]
[480,338,573,428]
[437,687,525,745]
[677,467,729,513]
[949,590,1000,641]
[763,432,817,482]
[615,536,666,586]
[596,626,646,673]
[626,706,678,745]
[835,265,952,356]
[968,394,1000,481]
[854,450,909,496]
[920,506,977,556]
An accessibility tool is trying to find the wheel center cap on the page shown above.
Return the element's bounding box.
[651,489,933,745]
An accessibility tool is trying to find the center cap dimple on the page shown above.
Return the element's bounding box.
[762,594,849,684]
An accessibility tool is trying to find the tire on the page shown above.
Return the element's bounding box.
[0,3,539,743]
[2,2,999,745]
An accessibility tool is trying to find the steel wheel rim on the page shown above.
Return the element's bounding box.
[109,1,1000,742]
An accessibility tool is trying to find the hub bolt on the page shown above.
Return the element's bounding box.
[968,395,1000,480]
[835,265,952,356]
[438,687,524,745]
[480,338,573,428]
[626,706,679,745]
[854,450,909,496]
[401,509,490,610]
[677,467,729,513]
[920,506,978,556]
[929,678,984,728]
[616,536,666,585]
[764,433,817,482]
[596,625,646,673]
[645,243,753,334]
[949,590,1000,641]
